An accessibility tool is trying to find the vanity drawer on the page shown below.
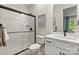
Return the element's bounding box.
[54,40,79,54]
[45,38,55,46]
[54,40,73,51]
[70,45,79,54]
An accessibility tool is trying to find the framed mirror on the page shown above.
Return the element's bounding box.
[63,6,77,32]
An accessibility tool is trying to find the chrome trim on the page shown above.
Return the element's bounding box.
[7,31,34,34]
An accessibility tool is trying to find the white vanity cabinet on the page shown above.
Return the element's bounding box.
[45,44,62,55]
[45,39,61,55]
[45,38,79,55]
[61,50,73,55]
[45,38,61,55]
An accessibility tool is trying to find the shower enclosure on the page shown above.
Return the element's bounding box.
[0,5,36,55]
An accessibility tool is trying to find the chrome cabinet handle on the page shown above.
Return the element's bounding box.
[59,52,65,55]
[59,52,61,55]
[63,53,65,55]
[46,41,52,43]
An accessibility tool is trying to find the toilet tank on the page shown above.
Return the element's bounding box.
[36,35,44,45]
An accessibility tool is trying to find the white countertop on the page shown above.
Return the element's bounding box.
[44,33,79,45]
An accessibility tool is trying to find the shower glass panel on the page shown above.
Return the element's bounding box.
[0,8,34,55]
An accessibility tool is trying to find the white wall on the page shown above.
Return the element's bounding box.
[53,4,76,32]
[2,4,29,13]
[63,7,76,16]
[29,4,53,35]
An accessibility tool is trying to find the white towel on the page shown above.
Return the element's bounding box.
[0,22,9,40]
[4,29,9,40]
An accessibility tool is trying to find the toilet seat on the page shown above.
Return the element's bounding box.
[29,43,41,51]
[29,43,41,54]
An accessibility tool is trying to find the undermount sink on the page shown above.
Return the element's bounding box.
[56,35,77,41]
[66,36,77,40]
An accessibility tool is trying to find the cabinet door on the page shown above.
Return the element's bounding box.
[45,44,60,55]
[61,50,73,55]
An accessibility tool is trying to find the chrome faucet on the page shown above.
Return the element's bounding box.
[64,30,66,37]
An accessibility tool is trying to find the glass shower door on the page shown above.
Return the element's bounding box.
[0,8,34,55]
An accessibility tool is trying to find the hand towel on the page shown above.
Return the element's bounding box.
[3,29,9,40]
[0,23,9,47]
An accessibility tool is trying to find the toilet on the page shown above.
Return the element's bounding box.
[29,35,44,54]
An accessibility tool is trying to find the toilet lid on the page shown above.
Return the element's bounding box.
[29,43,41,50]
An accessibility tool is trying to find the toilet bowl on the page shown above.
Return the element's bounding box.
[29,35,44,54]
[29,43,41,52]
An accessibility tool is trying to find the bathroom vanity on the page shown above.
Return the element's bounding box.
[45,34,79,55]
[48,4,79,55]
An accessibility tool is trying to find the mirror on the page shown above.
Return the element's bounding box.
[53,4,77,32]
[63,6,77,32]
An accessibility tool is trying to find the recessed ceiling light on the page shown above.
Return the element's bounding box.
[21,14,25,16]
